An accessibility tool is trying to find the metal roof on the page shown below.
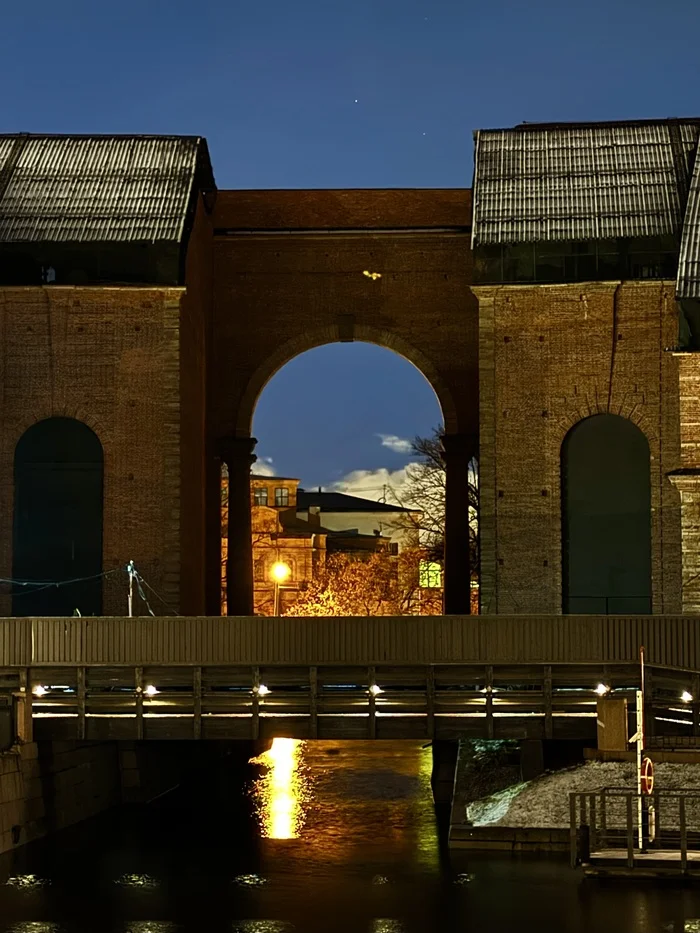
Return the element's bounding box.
[678,149,700,298]
[297,490,415,513]
[471,120,700,247]
[0,135,213,244]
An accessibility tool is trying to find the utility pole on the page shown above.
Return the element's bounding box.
[126,560,136,618]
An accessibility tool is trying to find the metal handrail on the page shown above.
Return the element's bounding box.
[570,787,700,871]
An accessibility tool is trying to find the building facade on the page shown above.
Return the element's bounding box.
[3,122,700,617]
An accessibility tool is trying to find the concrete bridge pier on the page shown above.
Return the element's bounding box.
[430,740,459,808]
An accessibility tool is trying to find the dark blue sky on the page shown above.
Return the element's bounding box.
[3,0,700,492]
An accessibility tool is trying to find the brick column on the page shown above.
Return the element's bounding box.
[442,432,476,615]
[219,436,257,616]
[668,471,700,613]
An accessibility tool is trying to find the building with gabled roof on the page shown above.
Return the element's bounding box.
[471,117,700,616]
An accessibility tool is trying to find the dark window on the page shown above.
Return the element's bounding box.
[254,487,268,506]
[13,418,104,617]
[561,415,651,614]
[254,559,265,582]
[389,542,400,556]
[473,237,680,286]
[275,487,289,507]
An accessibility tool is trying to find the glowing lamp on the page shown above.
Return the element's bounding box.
[32,685,47,697]
[369,684,384,697]
[270,561,291,583]
[254,684,270,697]
[594,683,610,696]
[682,690,694,703]
[143,684,158,697]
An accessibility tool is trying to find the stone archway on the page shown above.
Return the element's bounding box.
[208,191,478,616]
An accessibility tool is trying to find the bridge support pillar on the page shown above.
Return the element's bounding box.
[219,436,257,616]
[442,433,477,614]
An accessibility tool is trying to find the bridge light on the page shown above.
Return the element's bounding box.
[143,684,158,697]
[682,690,693,703]
[32,685,48,697]
[369,684,383,697]
[254,684,270,697]
[594,683,610,696]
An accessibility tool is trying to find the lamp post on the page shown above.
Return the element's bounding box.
[270,561,291,616]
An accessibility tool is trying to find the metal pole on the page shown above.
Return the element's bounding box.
[273,581,280,617]
[638,645,646,851]
[636,688,643,850]
[127,560,135,618]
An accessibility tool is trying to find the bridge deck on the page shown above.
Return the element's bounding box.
[1,615,699,741]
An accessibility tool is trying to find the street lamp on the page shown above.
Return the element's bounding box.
[271,561,291,616]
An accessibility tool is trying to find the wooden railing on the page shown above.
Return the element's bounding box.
[1,614,700,668]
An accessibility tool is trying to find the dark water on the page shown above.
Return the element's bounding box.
[1,739,699,933]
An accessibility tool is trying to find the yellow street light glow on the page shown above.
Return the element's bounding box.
[32,685,47,697]
[144,684,158,697]
[682,690,694,703]
[270,561,291,583]
[594,683,610,696]
[369,684,384,697]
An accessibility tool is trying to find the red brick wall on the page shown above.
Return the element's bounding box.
[0,286,185,615]
[476,281,682,614]
[179,195,213,613]
[210,190,478,442]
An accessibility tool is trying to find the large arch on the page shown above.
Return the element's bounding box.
[236,324,457,438]
[13,417,104,617]
[561,414,651,614]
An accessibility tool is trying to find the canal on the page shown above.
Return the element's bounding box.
[1,740,700,932]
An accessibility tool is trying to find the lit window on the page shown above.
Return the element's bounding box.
[254,487,268,506]
[275,487,289,507]
[419,560,442,588]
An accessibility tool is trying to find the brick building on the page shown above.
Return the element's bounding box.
[471,118,700,614]
[4,122,700,618]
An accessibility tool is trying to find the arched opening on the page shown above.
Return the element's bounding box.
[220,341,476,617]
[561,415,651,614]
[13,418,104,616]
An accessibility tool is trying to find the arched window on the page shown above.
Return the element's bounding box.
[561,415,651,614]
[13,418,104,616]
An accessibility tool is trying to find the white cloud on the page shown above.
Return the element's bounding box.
[377,434,414,455]
[327,465,422,504]
[252,455,276,477]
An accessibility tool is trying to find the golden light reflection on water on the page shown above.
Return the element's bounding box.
[249,738,309,839]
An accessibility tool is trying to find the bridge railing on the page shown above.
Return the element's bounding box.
[1,614,699,668]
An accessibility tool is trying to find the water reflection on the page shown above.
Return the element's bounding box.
[7,925,62,933]
[5,874,50,889]
[124,926,178,933]
[249,738,309,839]
[231,924,295,932]
[114,873,159,889]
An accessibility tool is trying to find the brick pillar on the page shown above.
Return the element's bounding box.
[442,433,476,615]
[219,437,256,616]
[668,471,700,613]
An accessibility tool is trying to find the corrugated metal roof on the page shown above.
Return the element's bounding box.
[472,120,700,247]
[0,135,212,244]
[678,148,700,298]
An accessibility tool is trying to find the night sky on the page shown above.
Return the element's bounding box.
[3,0,700,494]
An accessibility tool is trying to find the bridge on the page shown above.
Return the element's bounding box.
[2,615,700,744]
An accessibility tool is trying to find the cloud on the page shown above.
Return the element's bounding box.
[252,455,276,477]
[327,465,422,504]
[377,434,414,455]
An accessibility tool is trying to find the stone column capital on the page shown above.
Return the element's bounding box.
[441,432,478,464]
[217,436,257,469]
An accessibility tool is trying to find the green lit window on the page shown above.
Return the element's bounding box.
[254,487,268,506]
[275,487,289,507]
[419,560,442,588]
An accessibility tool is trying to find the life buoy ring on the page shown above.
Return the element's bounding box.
[640,756,654,795]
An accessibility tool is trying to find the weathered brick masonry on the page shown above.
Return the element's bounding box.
[0,286,184,615]
[476,281,683,614]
